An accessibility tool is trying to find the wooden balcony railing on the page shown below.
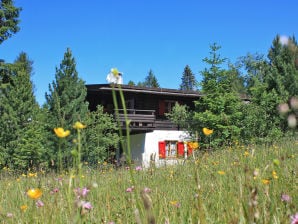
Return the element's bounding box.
[114,109,179,132]
[115,109,155,131]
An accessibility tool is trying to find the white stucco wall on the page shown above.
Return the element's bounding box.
[129,130,190,167]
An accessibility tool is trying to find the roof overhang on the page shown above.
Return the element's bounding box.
[86,84,202,98]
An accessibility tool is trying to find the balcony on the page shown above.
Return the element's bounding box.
[114,109,178,133]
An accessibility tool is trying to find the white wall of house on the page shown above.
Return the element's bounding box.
[129,130,190,167]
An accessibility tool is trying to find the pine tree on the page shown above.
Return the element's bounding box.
[268,35,298,97]
[142,69,160,88]
[45,48,89,169]
[0,52,42,167]
[193,43,242,147]
[127,80,135,86]
[0,0,21,44]
[179,65,196,91]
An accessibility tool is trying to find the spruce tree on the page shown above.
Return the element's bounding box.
[45,48,89,169]
[193,43,242,147]
[142,69,160,88]
[268,35,298,97]
[179,65,196,91]
[0,0,21,44]
[0,52,42,168]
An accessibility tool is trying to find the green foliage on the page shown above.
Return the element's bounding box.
[139,69,160,88]
[127,80,135,86]
[13,120,47,170]
[0,0,21,44]
[200,43,227,93]
[238,46,292,143]
[193,43,243,147]
[0,53,41,167]
[267,35,298,97]
[179,65,197,91]
[45,48,89,169]
[165,102,192,130]
[84,105,120,165]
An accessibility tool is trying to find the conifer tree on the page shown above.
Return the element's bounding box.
[0,52,43,168]
[142,69,160,88]
[45,48,89,169]
[0,0,21,44]
[127,80,135,86]
[267,35,298,98]
[179,65,196,91]
[193,43,242,147]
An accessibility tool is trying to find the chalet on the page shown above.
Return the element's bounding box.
[86,84,202,167]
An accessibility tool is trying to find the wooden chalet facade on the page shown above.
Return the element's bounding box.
[86,84,202,167]
[86,84,202,134]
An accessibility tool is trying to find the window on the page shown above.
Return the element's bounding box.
[158,100,178,116]
[165,101,177,114]
[159,141,184,159]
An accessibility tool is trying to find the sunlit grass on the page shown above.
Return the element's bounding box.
[0,139,297,223]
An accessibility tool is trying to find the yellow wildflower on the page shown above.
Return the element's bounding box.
[203,128,213,136]
[28,172,37,177]
[244,151,249,156]
[262,179,270,185]
[170,200,181,208]
[272,171,278,179]
[188,142,199,150]
[20,205,28,212]
[73,121,86,130]
[54,127,70,138]
[27,188,42,200]
[218,170,225,175]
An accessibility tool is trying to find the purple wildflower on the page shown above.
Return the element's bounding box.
[50,188,59,194]
[135,166,142,171]
[74,187,90,198]
[126,186,134,192]
[291,213,298,224]
[81,187,90,197]
[82,201,92,210]
[143,187,151,193]
[36,200,44,208]
[281,193,291,202]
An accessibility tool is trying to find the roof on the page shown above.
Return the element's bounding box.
[86,84,203,98]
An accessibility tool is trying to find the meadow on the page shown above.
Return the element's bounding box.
[0,139,297,224]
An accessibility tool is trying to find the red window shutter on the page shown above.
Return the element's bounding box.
[158,100,165,116]
[177,142,184,157]
[187,144,193,156]
[158,141,166,159]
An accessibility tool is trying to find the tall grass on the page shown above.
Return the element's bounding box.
[0,140,297,223]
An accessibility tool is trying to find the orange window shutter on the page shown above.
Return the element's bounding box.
[177,142,184,157]
[158,141,166,159]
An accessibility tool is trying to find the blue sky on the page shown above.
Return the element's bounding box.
[1,0,297,105]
